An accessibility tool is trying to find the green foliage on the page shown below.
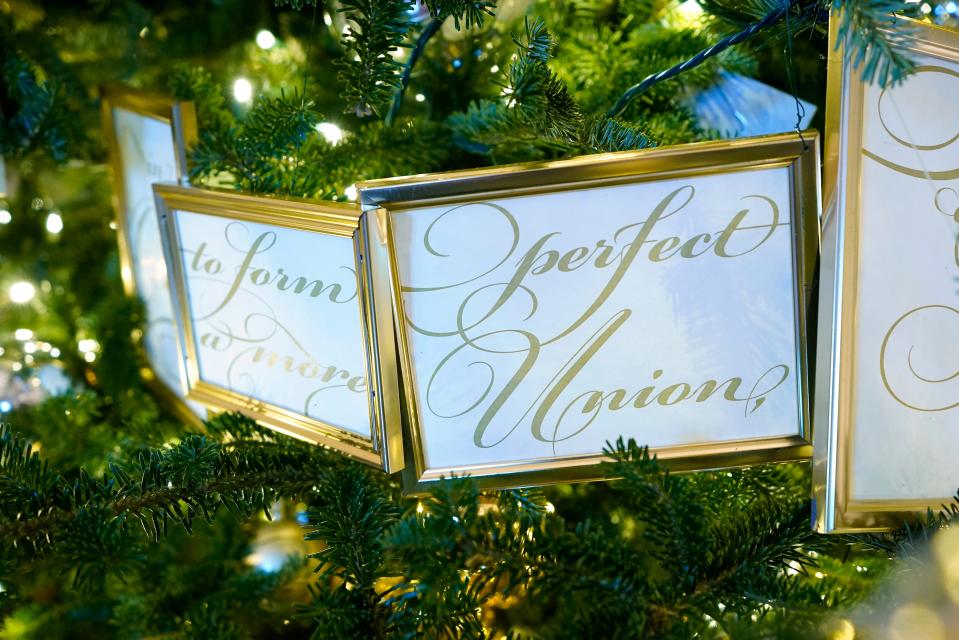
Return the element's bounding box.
[448,18,659,161]
[424,0,498,29]
[274,0,316,8]
[338,0,415,117]
[176,64,451,198]
[701,0,918,88]
[835,0,918,86]
[301,465,400,638]
[0,56,75,161]
[189,90,320,194]
[0,413,349,553]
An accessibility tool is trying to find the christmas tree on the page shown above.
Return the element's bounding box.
[2,1,959,638]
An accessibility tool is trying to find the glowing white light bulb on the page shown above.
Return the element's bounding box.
[675,0,704,27]
[0,401,11,413]
[344,184,358,201]
[14,329,33,341]
[78,339,99,354]
[84,351,96,363]
[256,29,276,50]
[0,210,10,224]
[315,122,344,145]
[46,212,63,234]
[233,78,254,104]
[9,281,35,304]
[415,93,426,102]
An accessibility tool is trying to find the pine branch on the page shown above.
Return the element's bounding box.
[300,466,401,639]
[274,0,317,8]
[186,90,320,195]
[835,0,917,87]
[0,416,348,554]
[423,0,497,29]
[1,55,75,161]
[337,0,415,118]
[448,18,658,160]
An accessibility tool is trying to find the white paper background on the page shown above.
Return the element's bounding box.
[113,108,206,418]
[850,56,959,500]
[173,210,371,437]
[393,168,803,471]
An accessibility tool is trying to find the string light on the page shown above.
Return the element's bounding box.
[255,29,276,50]
[233,78,254,104]
[315,122,344,145]
[78,338,99,354]
[0,401,10,413]
[9,281,35,304]
[414,93,426,102]
[45,212,63,234]
[14,329,33,341]
[0,209,10,224]
[674,0,705,27]
[344,184,358,201]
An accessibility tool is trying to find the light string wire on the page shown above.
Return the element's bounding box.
[386,18,444,126]
[607,0,816,119]
[784,1,810,150]
[290,0,320,197]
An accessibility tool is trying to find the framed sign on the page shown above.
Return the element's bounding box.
[813,18,959,532]
[360,132,820,490]
[101,85,206,425]
[153,185,402,469]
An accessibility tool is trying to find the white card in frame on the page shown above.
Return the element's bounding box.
[101,85,207,425]
[154,185,403,469]
[360,132,821,491]
[813,17,959,532]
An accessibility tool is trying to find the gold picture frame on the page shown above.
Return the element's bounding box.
[101,85,204,427]
[154,184,403,470]
[360,132,821,491]
[812,17,959,532]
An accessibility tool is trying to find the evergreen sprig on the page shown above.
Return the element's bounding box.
[423,0,497,29]
[0,414,348,562]
[337,0,415,118]
[835,0,918,86]
[185,89,321,194]
[0,55,76,161]
[449,18,659,161]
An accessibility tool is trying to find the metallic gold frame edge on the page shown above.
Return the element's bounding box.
[100,84,203,427]
[360,131,821,492]
[812,15,959,533]
[153,183,399,470]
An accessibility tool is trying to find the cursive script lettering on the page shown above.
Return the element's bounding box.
[880,305,959,412]
[406,177,795,454]
[187,223,358,318]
